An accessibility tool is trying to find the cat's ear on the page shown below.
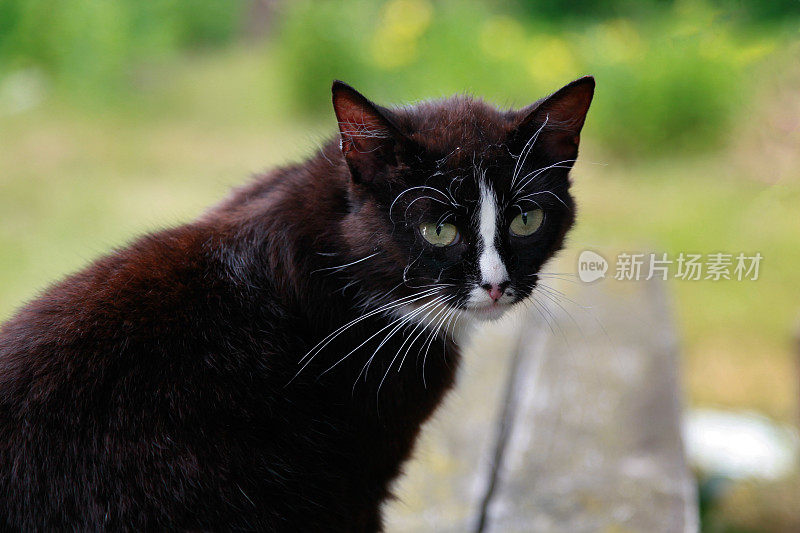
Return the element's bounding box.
[514,76,595,162]
[332,81,409,183]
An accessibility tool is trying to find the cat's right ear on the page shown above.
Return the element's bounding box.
[332,81,409,183]
[514,76,595,163]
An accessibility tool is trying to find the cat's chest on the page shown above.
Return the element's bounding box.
[298,309,460,420]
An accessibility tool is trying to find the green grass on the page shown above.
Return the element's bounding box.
[0,50,317,316]
[1,45,798,422]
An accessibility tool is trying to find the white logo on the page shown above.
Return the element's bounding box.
[578,250,608,283]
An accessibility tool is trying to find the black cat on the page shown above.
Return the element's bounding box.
[0,77,593,531]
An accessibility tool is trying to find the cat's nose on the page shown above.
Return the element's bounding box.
[481,281,510,302]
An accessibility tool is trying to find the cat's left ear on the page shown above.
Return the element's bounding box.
[332,81,410,183]
[514,76,595,162]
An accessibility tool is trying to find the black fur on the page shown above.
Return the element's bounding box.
[0,78,593,531]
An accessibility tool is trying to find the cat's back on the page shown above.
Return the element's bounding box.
[0,163,318,441]
[0,173,368,529]
[0,214,304,530]
[0,218,264,510]
[1,223,209,382]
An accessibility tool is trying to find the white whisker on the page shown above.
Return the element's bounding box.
[352,296,447,392]
[392,297,454,385]
[512,159,577,198]
[418,302,460,389]
[375,295,456,398]
[510,115,549,189]
[310,251,382,275]
[389,185,458,223]
[321,295,447,379]
[287,287,443,385]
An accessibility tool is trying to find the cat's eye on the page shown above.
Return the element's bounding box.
[509,209,544,237]
[419,222,459,247]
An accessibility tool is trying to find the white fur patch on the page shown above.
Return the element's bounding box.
[477,180,508,285]
[463,179,512,315]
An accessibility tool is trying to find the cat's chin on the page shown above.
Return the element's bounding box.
[465,303,512,322]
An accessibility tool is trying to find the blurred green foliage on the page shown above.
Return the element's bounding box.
[273,0,787,156]
[0,0,794,155]
[0,0,247,98]
[511,0,800,22]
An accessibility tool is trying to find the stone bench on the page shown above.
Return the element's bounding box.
[384,277,698,533]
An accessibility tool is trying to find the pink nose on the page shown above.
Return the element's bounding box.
[481,282,508,302]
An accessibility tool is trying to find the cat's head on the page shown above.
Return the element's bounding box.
[332,77,594,322]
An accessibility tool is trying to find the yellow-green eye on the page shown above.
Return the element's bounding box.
[419,222,459,247]
[509,209,544,237]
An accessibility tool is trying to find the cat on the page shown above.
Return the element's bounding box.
[0,76,593,531]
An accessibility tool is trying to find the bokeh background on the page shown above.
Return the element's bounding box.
[1,0,798,529]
